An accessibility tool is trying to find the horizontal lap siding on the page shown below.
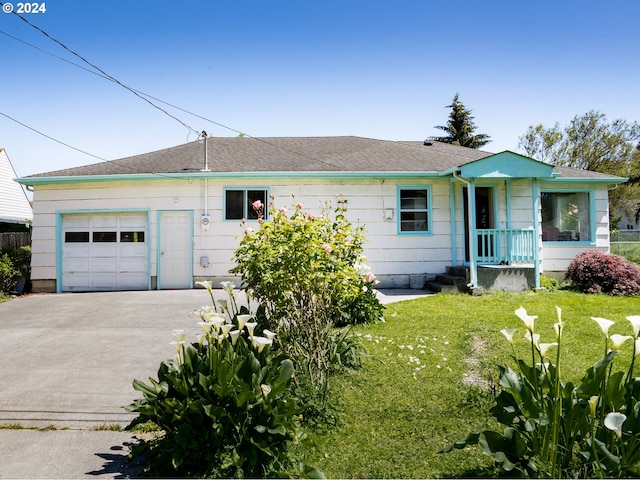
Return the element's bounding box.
[30,178,455,289]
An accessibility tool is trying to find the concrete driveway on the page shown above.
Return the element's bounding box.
[0,288,429,478]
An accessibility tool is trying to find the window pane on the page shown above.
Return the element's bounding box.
[400,212,428,232]
[247,190,267,220]
[65,232,89,243]
[225,190,244,220]
[400,189,428,210]
[93,231,117,242]
[541,192,590,242]
[121,231,145,243]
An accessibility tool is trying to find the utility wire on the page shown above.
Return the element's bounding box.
[0,18,343,169]
[1,3,200,138]
[0,110,186,178]
[0,27,335,167]
[0,110,108,163]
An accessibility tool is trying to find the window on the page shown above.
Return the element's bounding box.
[65,232,89,243]
[93,232,117,242]
[120,231,145,243]
[399,187,430,233]
[225,189,268,220]
[541,191,591,242]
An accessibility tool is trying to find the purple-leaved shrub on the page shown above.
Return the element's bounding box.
[565,249,640,296]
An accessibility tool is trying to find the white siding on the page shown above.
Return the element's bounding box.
[30,178,456,290]
[0,149,32,224]
[28,176,616,291]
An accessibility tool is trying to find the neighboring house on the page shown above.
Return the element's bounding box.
[0,148,32,230]
[16,136,626,293]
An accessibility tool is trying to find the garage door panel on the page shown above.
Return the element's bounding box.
[91,260,118,273]
[63,245,90,257]
[62,213,149,292]
[92,216,118,228]
[119,244,146,257]
[63,216,90,228]
[92,244,118,257]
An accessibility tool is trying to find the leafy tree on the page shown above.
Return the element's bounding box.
[519,111,640,222]
[430,93,492,149]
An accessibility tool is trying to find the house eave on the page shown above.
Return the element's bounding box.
[16,170,445,186]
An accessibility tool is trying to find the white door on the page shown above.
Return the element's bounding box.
[61,213,148,291]
[159,211,192,289]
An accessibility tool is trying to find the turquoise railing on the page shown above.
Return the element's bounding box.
[476,228,536,264]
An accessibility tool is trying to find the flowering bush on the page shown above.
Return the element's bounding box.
[441,307,640,478]
[125,285,320,478]
[231,197,382,402]
[566,249,640,296]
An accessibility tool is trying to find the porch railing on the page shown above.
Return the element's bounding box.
[476,228,535,264]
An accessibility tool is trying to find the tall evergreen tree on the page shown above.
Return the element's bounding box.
[430,94,491,149]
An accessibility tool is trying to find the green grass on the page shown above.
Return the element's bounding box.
[305,290,640,478]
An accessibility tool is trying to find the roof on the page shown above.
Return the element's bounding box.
[23,137,492,177]
[0,149,32,224]
[19,136,625,184]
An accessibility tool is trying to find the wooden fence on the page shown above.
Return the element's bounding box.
[0,232,31,248]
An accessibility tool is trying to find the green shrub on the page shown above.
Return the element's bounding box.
[540,274,560,291]
[0,253,17,294]
[441,307,640,478]
[0,246,31,294]
[230,197,382,403]
[125,288,320,478]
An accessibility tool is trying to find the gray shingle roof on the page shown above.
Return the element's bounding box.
[26,136,493,177]
[23,136,625,182]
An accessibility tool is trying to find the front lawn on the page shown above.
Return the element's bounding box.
[305,290,640,478]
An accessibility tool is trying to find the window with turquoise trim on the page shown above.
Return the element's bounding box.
[399,188,430,232]
[225,189,268,220]
[541,191,591,242]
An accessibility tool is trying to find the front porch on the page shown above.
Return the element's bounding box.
[425,264,536,294]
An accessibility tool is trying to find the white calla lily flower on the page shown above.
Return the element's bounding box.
[539,342,558,358]
[515,306,537,333]
[627,315,640,338]
[610,334,633,350]
[500,328,517,344]
[245,321,258,338]
[172,329,186,342]
[263,329,277,341]
[219,323,234,339]
[604,412,626,438]
[229,330,241,346]
[592,317,615,337]
[251,336,272,353]
[236,315,255,331]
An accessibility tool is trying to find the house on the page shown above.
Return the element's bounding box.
[0,148,32,231]
[15,136,626,293]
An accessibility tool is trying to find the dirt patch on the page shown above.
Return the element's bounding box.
[462,336,491,389]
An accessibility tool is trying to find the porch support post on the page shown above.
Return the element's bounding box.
[469,179,478,288]
[449,179,457,266]
[505,180,512,229]
[532,178,541,289]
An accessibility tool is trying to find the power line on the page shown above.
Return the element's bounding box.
[0,110,186,179]
[0,110,108,163]
[0,17,344,170]
[0,3,200,137]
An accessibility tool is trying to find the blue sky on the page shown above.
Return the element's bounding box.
[1,0,639,178]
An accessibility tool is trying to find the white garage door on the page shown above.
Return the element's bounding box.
[62,213,148,291]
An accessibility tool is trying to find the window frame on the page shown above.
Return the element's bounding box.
[223,188,269,221]
[540,188,595,244]
[397,185,432,235]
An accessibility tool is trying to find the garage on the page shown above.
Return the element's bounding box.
[61,213,149,291]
